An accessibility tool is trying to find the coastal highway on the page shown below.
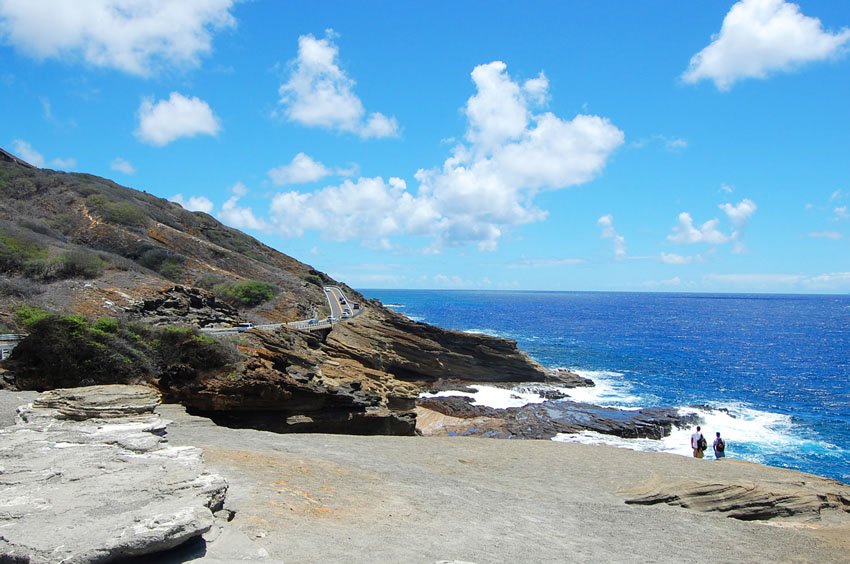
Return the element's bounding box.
[324,286,355,319]
[201,286,358,337]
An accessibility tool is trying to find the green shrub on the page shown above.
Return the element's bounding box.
[0,229,48,272]
[158,258,185,281]
[16,305,50,329]
[87,194,147,227]
[9,314,155,389]
[8,315,237,390]
[54,250,106,279]
[156,326,236,370]
[93,317,119,333]
[304,274,323,287]
[136,247,185,280]
[213,280,276,308]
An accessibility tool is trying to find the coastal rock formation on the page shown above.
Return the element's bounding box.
[417,395,696,439]
[0,385,227,563]
[159,324,420,435]
[128,285,239,327]
[325,307,550,383]
[138,291,552,436]
[625,478,850,522]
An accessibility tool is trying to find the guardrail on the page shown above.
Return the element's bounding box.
[0,333,27,361]
[199,318,336,336]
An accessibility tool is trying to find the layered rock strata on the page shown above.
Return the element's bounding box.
[325,307,550,383]
[625,478,850,522]
[133,288,555,436]
[0,385,227,563]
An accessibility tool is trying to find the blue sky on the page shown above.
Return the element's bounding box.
[1,0,849,293]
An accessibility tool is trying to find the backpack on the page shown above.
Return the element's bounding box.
[716,438,725,452]
[697,434,707,451]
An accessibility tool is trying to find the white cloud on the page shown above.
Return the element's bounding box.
[277,30,399,139]
[509,258,584,268]
[431,274,492,289]
[643,276,682,288]
[10,139,75,169]
[135,92,221,146]
[703,271,850,292]
[268,152,331,186]
[598,214,627,259]
[169,193,214,214]
[660,252,695,265]
[804,272,850,289]
[522,72,549,105]
[264,61,623,251]
[704,273,804,286]
[834,206,849,220]
[416,61,624,250]
[668,212,730,245]
[630,134,688,152]
[269,176,437,242]
[665,138,688,151]
[683,0,850,90]
[719,198,757,227]
[0,0,237,76]
[11,139,44,167]
[809,231,842,239]
[218,182,268,231]
[720,183,735,194]
[361,113,400,139]
[110,157,136,175]
[50,157,76,169]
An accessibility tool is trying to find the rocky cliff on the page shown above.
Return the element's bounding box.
[0,158,556,435]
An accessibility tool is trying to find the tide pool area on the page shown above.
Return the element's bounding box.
[362,290,850,484]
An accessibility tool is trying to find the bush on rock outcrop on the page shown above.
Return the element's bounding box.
[213,280,276,308]
[8,309,237,391]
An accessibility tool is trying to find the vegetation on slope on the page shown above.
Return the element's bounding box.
[8,307,238,391]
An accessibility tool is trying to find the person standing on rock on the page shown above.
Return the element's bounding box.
[691,425,706,458]
[713,432,726,459]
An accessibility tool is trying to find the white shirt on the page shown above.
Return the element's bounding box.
[691,431,702,449]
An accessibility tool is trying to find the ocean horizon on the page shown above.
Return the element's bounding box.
[360,289,850,484]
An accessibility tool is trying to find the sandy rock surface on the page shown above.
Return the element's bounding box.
[154,403,850,563]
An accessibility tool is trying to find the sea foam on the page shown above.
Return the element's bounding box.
[560,369,644,407]
[554,400,839,465]
[419,384,548,409]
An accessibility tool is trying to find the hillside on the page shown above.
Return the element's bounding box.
[0,157,559,434]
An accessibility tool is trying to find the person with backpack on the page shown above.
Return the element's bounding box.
[713,432,726,459]
[691,425,706,458]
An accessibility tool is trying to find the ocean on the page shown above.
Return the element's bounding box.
[360,290,850,484]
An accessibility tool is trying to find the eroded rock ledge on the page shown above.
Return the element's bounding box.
[625,479,850,522]
[0,385,227,563]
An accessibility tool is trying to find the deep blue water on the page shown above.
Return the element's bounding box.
[360,290,850,483]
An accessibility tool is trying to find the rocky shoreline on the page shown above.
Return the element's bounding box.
[3,385,849,563]
[416,394,697,439]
